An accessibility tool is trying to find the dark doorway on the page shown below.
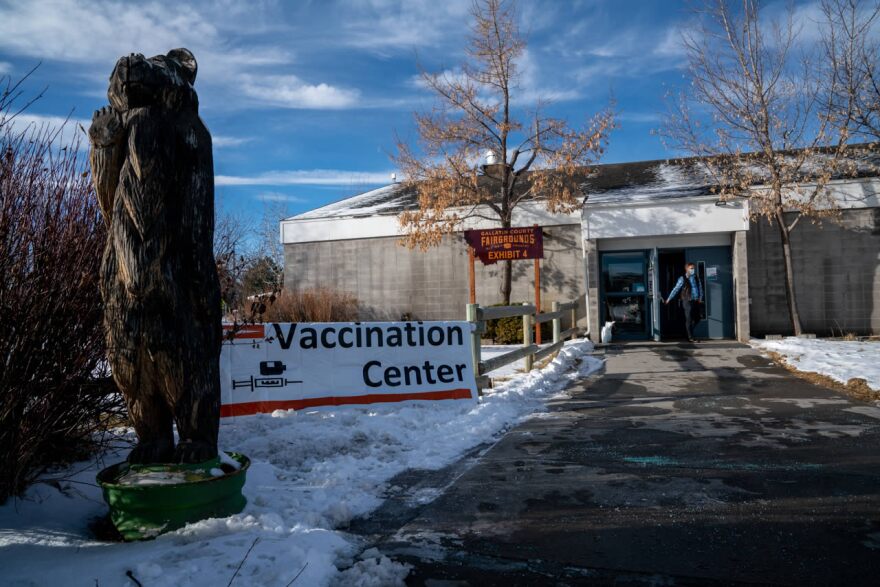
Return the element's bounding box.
[658,250,687,340]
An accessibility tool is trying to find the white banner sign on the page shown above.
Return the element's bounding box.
[220,321,478,417]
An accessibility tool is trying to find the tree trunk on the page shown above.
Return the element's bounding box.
[501,259,512,305]
[774,208,803,336]
[500,216,512,305]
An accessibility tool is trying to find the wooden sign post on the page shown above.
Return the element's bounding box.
[534,231,541,344]
[468,245,476,305]
[534,256,542,343]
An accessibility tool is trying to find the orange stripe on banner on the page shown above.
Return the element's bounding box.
[220,388,474,417]
[222,324,265,339]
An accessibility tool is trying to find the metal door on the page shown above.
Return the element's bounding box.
[685,246,734,339]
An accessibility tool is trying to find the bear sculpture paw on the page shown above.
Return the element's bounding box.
[89,106,124,147]
[174,440,217,464]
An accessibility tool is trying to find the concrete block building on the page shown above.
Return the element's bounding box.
[281,153,880,342]
[280,185,585,321]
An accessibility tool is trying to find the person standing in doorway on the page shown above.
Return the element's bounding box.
[664,262,703,342]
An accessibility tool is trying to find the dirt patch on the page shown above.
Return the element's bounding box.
[766,351,880,403]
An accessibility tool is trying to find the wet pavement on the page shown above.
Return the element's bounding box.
[363,341,880,586]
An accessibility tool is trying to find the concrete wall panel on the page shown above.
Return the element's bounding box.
[284,224,586,325]
[747,208,880,336]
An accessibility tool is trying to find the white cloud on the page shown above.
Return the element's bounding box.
[239,74,361,109]
[0,0,361,111]
[342,0,471,52]
[407,68,470,91]
[254,191,307,203]
[587,46,620,59]
[7,112,90,128]
[0,0,218,64]
[0,61,11,74]
[570,23,689,86]
[654,26,688,58]
[571,59,626,86]
[409,50,582,106]
[759,0,824,46]
[4,113,261,152]
[1,112,90,146]
[617,111,662,124]
[213,135,254,148]
[514,49,581,104]
[216,169,394,186]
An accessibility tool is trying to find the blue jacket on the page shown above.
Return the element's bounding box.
[667,273,703,303]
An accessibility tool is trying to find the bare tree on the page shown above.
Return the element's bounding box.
[214,201,289,321]
[821,0,880,140]
[214,206,255,316]
[257,200,290,272]
[662,0,856,336]
[393,0,614,304]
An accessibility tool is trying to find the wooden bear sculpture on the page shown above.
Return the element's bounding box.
[89,48,222,464]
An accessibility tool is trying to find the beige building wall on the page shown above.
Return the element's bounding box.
[284,223,586,326]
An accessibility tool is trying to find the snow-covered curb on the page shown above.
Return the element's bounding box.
[751,337,880,391]
[0,339,601,587]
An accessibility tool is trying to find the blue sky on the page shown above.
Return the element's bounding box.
[0,0,820,222]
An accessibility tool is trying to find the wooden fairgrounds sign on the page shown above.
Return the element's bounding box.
[463,225,546,342]
[220,322,478,417]
[464,226,543,264]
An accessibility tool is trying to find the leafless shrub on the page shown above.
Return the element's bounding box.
[245,288,359,323]
[0,73,123,503]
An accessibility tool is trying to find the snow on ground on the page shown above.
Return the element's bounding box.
[0,340,601,587]
[752,337,880,391]
[481,344,526,378]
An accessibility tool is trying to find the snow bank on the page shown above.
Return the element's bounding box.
[0,340,600,587]
[752,337,880,390]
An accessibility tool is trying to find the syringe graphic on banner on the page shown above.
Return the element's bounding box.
[232,361,303,392]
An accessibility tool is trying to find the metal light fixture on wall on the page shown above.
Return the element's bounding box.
[714,191,749,208]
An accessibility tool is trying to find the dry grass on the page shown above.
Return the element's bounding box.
[246,287,359,323]
[765,351,880,403]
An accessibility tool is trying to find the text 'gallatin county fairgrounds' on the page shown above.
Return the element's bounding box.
[464,226,544,265]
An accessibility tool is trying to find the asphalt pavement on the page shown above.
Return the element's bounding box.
[362,341,880,586]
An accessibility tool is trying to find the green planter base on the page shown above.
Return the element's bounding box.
[96,452,250,541]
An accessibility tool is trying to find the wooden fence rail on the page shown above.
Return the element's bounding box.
[466,299,582,391]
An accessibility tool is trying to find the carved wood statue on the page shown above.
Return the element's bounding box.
[88,48,222,464]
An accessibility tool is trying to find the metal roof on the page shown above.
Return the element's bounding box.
[286,146,880,221]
